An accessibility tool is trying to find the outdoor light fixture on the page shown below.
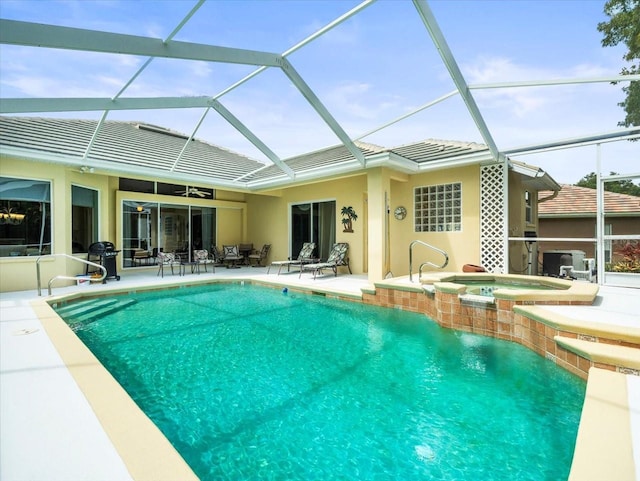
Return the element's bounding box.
[0,207,25,225]
[79,165,95,174]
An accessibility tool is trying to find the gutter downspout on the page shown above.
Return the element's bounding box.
[538,190,559,203]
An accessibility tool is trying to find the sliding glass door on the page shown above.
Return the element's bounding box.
[190,207,216,252]
[291,200,336,260]
[122,200,216,267]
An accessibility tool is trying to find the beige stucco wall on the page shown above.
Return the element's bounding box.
[538,216,639,261]
[0,157,114,292]
[247,175,368,275]
[1,157,250,292]
[1,154,536,291]
[388,165,482,276]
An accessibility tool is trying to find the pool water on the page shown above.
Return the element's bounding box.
[57,284,585,480]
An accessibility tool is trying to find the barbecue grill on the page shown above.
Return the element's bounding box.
[86,241,120,283]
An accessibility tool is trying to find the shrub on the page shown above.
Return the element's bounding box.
[610,241,640,273]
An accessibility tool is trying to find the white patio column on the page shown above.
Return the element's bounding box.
[366,168,391,282]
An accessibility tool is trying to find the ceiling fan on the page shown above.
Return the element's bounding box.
[176,187,212,198]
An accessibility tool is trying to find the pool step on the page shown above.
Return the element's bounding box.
[56,298,137,325]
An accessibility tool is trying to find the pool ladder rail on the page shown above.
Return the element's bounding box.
[409,240,449,282]
[36,253,107,296]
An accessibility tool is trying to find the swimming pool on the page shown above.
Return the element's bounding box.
[56,283,586,480]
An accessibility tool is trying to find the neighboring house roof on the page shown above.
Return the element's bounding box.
[1,116,557,191]
[538,184,640,217]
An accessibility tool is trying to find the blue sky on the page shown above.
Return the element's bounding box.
[0,0,637,184]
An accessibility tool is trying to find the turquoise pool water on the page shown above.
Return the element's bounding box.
[57,284,585,480]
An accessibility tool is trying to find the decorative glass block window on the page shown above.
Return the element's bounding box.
[414,182,462,232]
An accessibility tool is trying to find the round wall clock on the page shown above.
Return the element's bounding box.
[394,206,407,220]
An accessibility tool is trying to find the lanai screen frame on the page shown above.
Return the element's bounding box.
[1,0,639,283]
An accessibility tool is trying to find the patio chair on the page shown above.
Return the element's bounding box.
[210,246,226,266]
[222,244,244,268]
[248,244,271,267]
[193,249,215,273]
[268,242,317,274]
[157,251,180,277]
[299,242,351,279]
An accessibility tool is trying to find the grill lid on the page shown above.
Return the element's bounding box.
[88,241,117,255]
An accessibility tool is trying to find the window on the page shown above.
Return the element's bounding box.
[414,183,461,232]
[119,177,215,199]
[119,177,154,193]
[525,191,533,224]
[0,176,51,257]
[71,185,98,253]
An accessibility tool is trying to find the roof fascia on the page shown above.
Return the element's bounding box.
[0,146,251,191]
[245,160,363,190]
[539,212,640,218]
[509,161,561,191]
[411,0,500,161]
[245,150,494,190]
[0,19,282,67]
[539,213,596,219]
[365,152,421,173]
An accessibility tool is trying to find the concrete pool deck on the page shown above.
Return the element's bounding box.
[1,267,638,480]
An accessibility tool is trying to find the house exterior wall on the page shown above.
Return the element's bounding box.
[1,157,113,292]
[538,216,639,260]
[0,157,249,292]
[389,165,482,277]
[247,164,486,282]
[246,174,368,276]
[1,154,535,291]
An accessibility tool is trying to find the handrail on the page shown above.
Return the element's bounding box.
[409,240,449,282]
[36,254,107,296]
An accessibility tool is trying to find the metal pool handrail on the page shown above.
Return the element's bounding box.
[36,253,107,296]
[409,240,449,282]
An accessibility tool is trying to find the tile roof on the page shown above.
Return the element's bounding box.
[538,184,640,216]
[0,116,266,185]
[0,116,496,190]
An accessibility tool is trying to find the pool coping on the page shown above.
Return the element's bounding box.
[569,367,638,481]
[33,277,365,480]
[416,272,600,303]
[32,299,199,481]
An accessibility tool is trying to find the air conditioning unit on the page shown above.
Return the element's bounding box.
[542,250,586,277]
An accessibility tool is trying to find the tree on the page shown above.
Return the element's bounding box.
[597,0,640,128]
[576,171,640,195]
